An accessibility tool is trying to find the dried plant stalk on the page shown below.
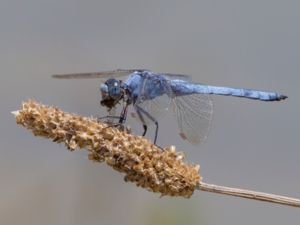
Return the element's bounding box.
[13,100,300,207]
[197,182,300,207]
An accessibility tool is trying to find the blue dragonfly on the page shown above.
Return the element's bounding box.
[53,69,287,145]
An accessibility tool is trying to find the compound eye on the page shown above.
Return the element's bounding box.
[100,83,109,98]
[100,83,108,93]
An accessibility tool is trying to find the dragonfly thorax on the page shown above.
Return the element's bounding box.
[100,78,124,109]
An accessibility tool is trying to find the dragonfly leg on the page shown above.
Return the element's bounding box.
[99,104,131,133]
[136,109,148,136]
[99,102,129,124]
[142,125,147,136]
[118,103,129,125]
[102,118,130,133]
[136,106,159,144]
[136,107,148,137]
[97,115,122,122]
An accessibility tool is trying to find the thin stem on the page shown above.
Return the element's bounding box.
[197,182,300,208]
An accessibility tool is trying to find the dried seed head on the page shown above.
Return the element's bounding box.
[13,100,201,198]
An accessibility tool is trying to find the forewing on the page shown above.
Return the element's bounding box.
[52,69,192,82]
[162,73,191,82]
[173,94,213,145]
[52,69,138,80]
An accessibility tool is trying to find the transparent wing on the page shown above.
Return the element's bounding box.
[52,69,138,80]
[52,69,192,82]
[173,94,213,145]
[162,73,191,82]
[133,76,173,125]
[134,95,171,125]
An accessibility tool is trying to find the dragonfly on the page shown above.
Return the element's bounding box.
[52,69,287,145]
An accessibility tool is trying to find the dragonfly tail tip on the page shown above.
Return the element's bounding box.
[279,94,288,101]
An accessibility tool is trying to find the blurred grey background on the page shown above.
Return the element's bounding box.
[1,0,299,224]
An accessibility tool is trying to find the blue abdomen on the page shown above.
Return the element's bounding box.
[170,80,287,101]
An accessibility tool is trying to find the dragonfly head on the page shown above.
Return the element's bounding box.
[100,78,123,109]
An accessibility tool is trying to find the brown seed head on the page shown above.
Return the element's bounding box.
[13,100,201,198]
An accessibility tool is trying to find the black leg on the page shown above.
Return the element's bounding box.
[136,106,159,145]
[142,124,147,136]
[97,115,122,122]
[136,107,148,137]
[153,121,158,144]
[99,103,129,125]
[118,104,129,125]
